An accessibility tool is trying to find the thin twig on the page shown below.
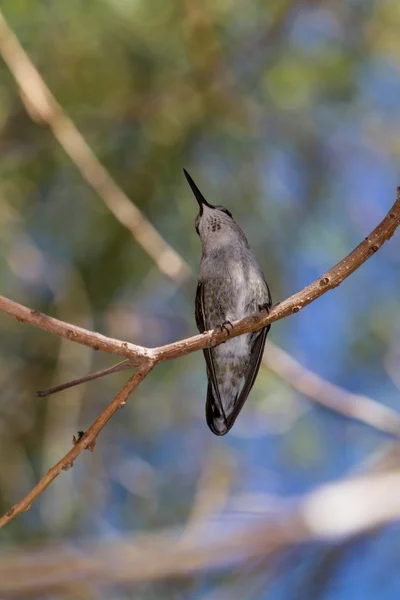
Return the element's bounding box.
[0,363,152,529]
[263,343,400,436]
[0,10,192,288]
[37,359,133,397]
[38,335,400,437]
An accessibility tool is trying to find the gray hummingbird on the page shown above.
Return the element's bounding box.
[184,169,272,436]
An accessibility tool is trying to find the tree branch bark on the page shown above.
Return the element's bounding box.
[263,342,400,436]
[0,295,151,363]
[0,10,192,288]
[152,186,400,360]
[37,344,400,438]
[0,364,152,529]
[2,187,398,368]
[0,190,399,527]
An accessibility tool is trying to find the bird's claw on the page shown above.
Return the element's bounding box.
[218,320,233,335]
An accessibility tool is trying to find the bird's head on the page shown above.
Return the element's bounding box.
[184,169,239,251]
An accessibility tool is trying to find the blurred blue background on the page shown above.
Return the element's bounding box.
[1,0,400,597]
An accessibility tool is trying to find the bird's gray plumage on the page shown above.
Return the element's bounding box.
[184,169,272,435]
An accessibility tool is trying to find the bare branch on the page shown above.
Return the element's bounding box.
[2,189,399,367]
[37,359,133,397]
[1,188,399,378]
[264,342,400,436]
[1,187,399,376]
[0,10,192,288]
[150,190,400,362]
[0,363,152,529]
[0,295,151,363]
[0,193,397,526]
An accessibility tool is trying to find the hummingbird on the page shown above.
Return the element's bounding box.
[184,169,272,436]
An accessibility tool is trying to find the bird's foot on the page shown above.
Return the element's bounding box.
[218,320,233,335]
[259,302,272,313]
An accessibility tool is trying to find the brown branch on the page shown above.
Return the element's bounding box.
[150,190,400,362]
[0,295,151,363]
[2,188,399,371]
[0,194,398,527]
[37,359,133,397]
[0,363,152,529]
[0,10,192,288]
[263,343,400,436]
[0,189,398,431]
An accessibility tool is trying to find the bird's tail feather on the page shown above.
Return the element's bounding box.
[205,383,235,436]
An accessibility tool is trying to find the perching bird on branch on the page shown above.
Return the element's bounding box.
[184,170,272,435]
[38,171,272,437]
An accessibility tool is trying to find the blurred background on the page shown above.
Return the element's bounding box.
[1,0,400,598]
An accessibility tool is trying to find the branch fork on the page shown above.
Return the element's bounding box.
[0,188,399,527]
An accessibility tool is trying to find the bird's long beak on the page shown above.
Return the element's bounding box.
[183,169,215,210]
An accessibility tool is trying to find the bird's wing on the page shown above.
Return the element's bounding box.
[194,281,207,334]
[225,323,270,431]
[224,295,271,432]
[195,282,228,431]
